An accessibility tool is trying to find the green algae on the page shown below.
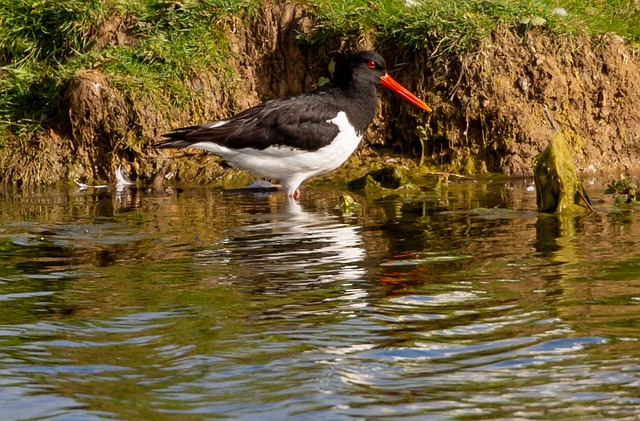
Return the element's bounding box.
[347,164,427,198]
[532,132,591,213]
[338,194,361,212]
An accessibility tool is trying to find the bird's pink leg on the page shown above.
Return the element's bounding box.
[292,188,301,200]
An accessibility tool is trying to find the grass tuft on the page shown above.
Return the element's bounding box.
[0,0,258,136]
[304,0,640,56]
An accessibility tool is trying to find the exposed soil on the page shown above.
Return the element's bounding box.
[2,2,640,185]
[443,28,640,175]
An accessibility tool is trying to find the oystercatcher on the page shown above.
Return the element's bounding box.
[157,51,431,198]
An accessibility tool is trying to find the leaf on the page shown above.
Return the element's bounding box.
[529,16,546,26]
[520,16,546,26]
[328,58,335,77]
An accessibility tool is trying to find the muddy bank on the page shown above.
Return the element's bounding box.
[433,29,640,176]
[2,2,639,185]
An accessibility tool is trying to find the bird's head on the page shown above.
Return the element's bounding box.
[340,51,431,112]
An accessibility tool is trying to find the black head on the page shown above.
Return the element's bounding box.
[333,51,387,89]
[331,50,432,112]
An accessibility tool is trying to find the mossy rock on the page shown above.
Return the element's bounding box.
[338,194,361,212]
[347,165,422,197]
[532,132,591,213]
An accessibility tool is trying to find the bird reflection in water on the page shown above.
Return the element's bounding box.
[193,196,372,321]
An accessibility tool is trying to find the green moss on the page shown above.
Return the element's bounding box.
[532,132,591,213]
[338,194,361,212]
[462,154,477,175]
[347,164,426,198]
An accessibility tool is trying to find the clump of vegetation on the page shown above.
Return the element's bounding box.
[0,0,99,135]
[0,0,258,136]
[304,0,640,59]
[605,175,638,203]
[338,194,361,212]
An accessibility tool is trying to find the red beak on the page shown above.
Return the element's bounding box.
[380,73,431,112]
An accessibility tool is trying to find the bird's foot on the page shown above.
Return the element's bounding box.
[286,188,301,200]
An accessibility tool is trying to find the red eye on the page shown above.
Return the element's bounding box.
[367,60,377,69]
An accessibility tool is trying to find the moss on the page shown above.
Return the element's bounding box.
[462,154,477,175]
[532,132,590,213]
[338,194,361,212]
[347,164,427,198]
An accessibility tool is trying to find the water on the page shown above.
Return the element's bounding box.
[1,179,640,420]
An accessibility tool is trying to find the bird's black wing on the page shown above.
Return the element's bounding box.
[158,93,345,152]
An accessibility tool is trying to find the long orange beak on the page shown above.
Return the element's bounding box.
[380,73,431,112]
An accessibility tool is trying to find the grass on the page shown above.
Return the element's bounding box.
[0,0,96,134]
[0,0,638,141]
[0,0,258,137]
[562,0,640,40]
[304,0,640,56]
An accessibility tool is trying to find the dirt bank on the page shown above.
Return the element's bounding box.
[425,28,640,176]
[2,2,639,185]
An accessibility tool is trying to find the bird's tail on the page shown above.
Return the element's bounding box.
[156,126,200,149]
[156,139,191,149]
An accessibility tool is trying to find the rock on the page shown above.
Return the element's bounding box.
[347,165,422,197]
[532,132,591,213]
[338,194,360,212]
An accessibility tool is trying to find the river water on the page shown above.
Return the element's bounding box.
[1,178,640,420]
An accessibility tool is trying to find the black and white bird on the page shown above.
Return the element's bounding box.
[157,51,431,198]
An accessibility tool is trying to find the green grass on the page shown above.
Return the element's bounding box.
[0,0,97,133]
[0,0,258,136]
[304,0,640,56]
[562,0,640,40]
